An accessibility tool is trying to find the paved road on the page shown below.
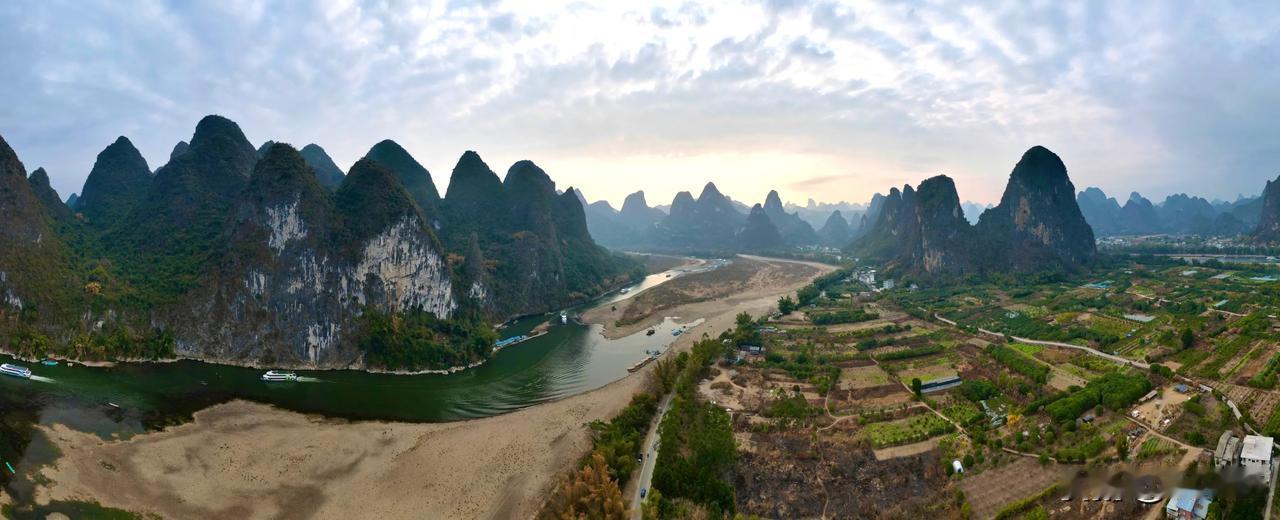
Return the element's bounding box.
[630,391,675,519]
[932,314,1150,370]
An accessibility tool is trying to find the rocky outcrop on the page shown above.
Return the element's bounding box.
[364,140,441,222]
[817,210,851,248]
[177,145,456,365]
[618,191,664,231]
[1255,175,1280,242]
[851,176,972,275]
[1117,193,1160,235]
[736,203,785,252]
[975,146,1095,271]
[299,144,345,190]
[853,146,1095,276]
[27,168,71,221]
[654,182,744,251]
[762,190,818,246]
[170,140,189,160]
[0,116,640,368]
[0,133,73,321]
[78,136,152,225]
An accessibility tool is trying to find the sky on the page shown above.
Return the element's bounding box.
[2,1,1280,209]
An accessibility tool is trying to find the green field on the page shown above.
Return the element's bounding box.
[864,413,957,448]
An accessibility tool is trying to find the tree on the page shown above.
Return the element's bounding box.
[1181,327,1195,350]
[1116,436,1129,461]
[777,295,796,315]
[911,378,922,398]
[540,453,626,520]
[962,454,975,468]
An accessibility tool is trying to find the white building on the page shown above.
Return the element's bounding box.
[1240,435,1274,485]
[1215,432,1274,485]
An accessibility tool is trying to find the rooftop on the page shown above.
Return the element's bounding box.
[1241,435,1274,462]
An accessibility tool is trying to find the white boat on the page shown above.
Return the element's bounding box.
[560,311,568,324]
[260,370,299,382]
[0,363,32,379]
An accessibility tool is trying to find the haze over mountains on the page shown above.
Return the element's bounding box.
[0,115,639,369]
[1075,186,1265,238]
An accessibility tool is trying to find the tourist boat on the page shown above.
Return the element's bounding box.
[560,311,568,324]
[40,359,58,366]
[260,370,299,382]
[0,363,32,379]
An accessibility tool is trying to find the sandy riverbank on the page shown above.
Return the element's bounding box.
[583,255,830,340]
[30,255,834,520]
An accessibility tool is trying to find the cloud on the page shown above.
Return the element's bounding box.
[1,0,1279,208]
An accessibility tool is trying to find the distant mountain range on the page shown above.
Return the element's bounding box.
[0,116,639,370]
[1075,187,1262,237]
[581,186,857,253]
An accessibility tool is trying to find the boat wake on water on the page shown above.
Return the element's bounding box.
[295,376,324,383]
[28,375,56,383]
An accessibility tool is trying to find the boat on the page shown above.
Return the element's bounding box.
[40,359,58,366]
[0,363,32,379]
[260,370,299,382]
[560,311,568,324]
[628,355,657,373]
[646,329,655,336]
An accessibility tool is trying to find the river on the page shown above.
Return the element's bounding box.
[0,259,720,495]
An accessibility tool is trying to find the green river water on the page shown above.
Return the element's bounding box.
[0,261,721,509]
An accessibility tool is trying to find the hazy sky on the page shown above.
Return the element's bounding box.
[3,1,1280,208]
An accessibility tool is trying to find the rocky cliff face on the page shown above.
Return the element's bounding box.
[174,145,454,365]
[854,147,1095,276]
[0,134,73,321]
[975,146,1095,271]
[1255,175,1280,242]
[851,177,973,274]
[0,116,637,368]
[914,176,974,275]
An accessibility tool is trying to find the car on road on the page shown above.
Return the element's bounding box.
[640,489,647,499]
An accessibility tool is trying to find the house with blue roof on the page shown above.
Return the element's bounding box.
[1165,488,1213,520]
